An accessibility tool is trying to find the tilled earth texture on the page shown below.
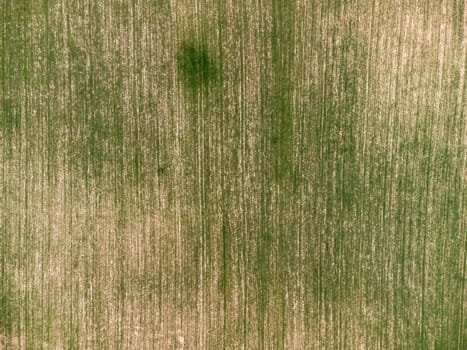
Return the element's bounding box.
[0,1,466,349]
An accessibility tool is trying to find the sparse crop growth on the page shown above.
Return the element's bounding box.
[0,1,465,349]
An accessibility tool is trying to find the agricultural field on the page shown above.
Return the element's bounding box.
[0,0,466,349]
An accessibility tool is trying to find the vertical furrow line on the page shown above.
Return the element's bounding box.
[456,2,467,348]
[215,2,228,348]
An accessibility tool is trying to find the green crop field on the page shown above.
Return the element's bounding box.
[1,1,466,349]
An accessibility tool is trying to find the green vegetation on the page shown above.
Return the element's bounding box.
[177,41,216,92]
[0,278,17,335]
[0,0,465,349]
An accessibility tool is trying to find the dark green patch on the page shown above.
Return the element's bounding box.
[0,279,18,335]
[1,98,20,138]
[176,41,215,91]
[157,165,165,176]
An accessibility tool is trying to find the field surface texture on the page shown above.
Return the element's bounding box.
[1,0,466,349]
